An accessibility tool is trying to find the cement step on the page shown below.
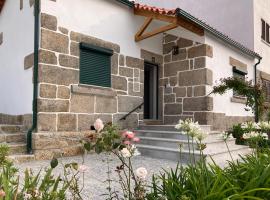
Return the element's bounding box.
[138,124,212,132]
[8,154,35,163]
[0,125,23,133]
[137,143,251,166]
[135,129,189,140]
[139,136,236,151]
[0,133,26,143]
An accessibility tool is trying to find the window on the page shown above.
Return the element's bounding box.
[233,67,246,97]
[261,19,270,44]
[79,42,113,87]
[262,79,270,102]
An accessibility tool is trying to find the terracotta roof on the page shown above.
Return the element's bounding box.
[0,0,5,12]
[134,3,176,15]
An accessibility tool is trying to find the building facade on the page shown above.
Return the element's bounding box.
[0,0,261,159]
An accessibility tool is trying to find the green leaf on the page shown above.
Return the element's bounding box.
[84,142,92,151]
[50,158,58,169]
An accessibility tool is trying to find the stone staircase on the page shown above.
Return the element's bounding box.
[0,124,35,163]
[135,124,251,166]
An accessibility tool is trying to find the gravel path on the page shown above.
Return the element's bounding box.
[16,154,177,200]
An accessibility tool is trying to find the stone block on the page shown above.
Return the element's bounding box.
[39,49,57,65]
[164,94,176,103]
[190,59,194,69]
[164,60,189,77]
[95,96,117,113]
[70,42,79,56]
[57,114,77,131]
[188,44,213,58]
[164,54,171,63]
[70,31,120,53]
[41,13,57,31]
[173,87,186,97]
[164,103,182,115]
[59,54,79,69]
[159,78,169,87]
[39,64,79,86]
[194,57,206,69]
[178,68,213,86]
[58,27,68,35]
[187,87,193,97]
[78,114,112,131]
[126,56,144,69]
[169,76,177,86]
[165,87,173,94]
[39,84,57,98]
[164,116,182,124]
[177,37,193,48]
[119,55,125,66]
[119,67,133,77]
[38,99,69,112]
[112,75,127,91]
[38,113,56,131]
[41,29,69,53]
[176,98,183,103]
[164,34,178,43]
[57,86,70,99]
[194,86,206,96]
[172,48,187,61]
[118,96,143,112]
[24,53,34,70]
[70,94,94,113]
[111,53,119,75]
[141,49,163,64]
[128,82,143,97]
[113,113,138,129]
[183,97,213,111]
[163,42,175,54]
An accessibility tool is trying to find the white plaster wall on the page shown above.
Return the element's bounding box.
[0,0,34,115]
[205,33,255,117]
[136,0,254,50]
[253,0,270,74]
[41,0,165,57]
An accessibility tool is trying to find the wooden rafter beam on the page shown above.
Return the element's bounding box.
[135,17,153,39]
[134,8,204,37]
[135,23,178,42]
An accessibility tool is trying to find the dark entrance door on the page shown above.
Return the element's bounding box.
[144,62,158,119]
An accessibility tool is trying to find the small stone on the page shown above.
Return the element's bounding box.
[41,13,57,31]
[38,99,69,112]
[70,94,94,113]
[118,96,143,112]
[183,97,213,111]
[59,54,79,69]
[119,55,125,66]
[164,103,182,115]
[194,86,206,96]
[111,53,118,75]
[126,56,144,69]
[57,114,77,131]
[119,67,133,77]
[187,87,193,97]
[164,60,189,77]
[173,87,186,97]
[164,34,178,43]
[58,27,69,35]
[194,57,206,69]
[95,96,117,113]
[164,94,176,103]
[163,42,175,54]
[57,86,70,99]
[39,84,57,98]
[188,44,213,58]
[177,37,193,48]
[172,48,187,61]
[112,75,127,91]
[38,114,56,131]
[39,49,57,65]
[178,68,212,86]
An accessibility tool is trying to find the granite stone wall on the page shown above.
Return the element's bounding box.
[37,13,144,132]
[161,33,213,124]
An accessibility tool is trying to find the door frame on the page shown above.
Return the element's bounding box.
[144,61,159,120]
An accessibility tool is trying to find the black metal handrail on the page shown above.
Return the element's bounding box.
[120,102,144,121]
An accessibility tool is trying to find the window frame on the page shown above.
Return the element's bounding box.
[261,18,270,45]
[232,67,247,98]
[79,42,113,88]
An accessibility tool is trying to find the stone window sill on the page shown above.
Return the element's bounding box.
[231,96,247,104]
[71,84,117,97]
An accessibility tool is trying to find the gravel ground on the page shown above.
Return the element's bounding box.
[15,154,177,200]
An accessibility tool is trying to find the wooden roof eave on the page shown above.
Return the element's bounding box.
[134,7,204,42]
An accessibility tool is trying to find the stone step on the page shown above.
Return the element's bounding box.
[0,125,23,133]
[2,143,28,155]
[8,154,35,163]
[0,133,26,143]
[142,120,163,125]
[137,143,250,166]
[137,124,212,132]
[139,136,236,151]
[135,129,189,140]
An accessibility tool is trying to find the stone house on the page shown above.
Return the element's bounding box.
[0,0,262,160]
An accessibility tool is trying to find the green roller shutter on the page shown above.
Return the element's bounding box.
[79,42,113,87]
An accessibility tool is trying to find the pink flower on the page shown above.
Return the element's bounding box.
[126,131,135,139]
[94,118,104,133]
[124,140,131,145]
[78,165,89,173]
[122,131,128,138]
[0,190,5,198]
[133,137,140,142]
